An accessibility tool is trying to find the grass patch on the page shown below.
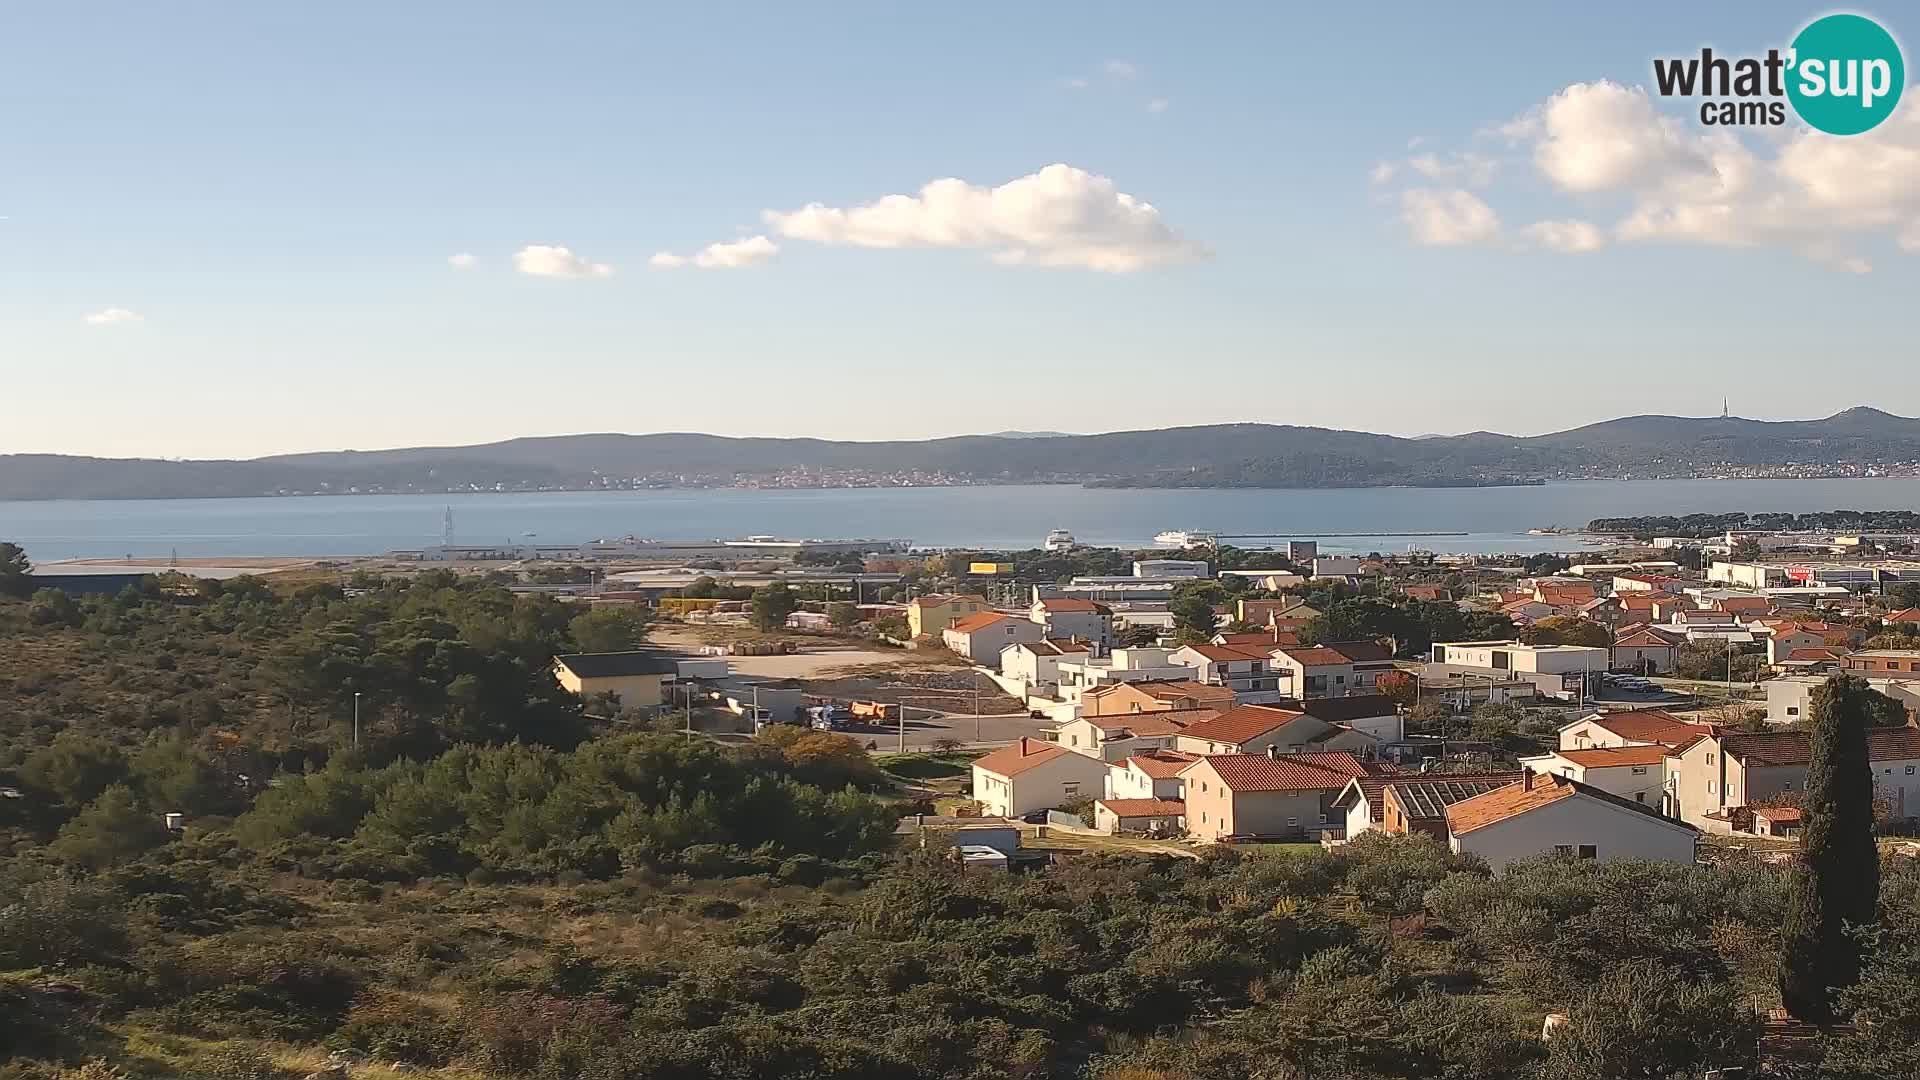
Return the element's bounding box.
[874,751,977,781]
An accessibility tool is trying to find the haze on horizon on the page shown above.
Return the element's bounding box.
[5,1,1919,460]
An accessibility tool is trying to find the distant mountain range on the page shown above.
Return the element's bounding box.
[5,408,1920,500]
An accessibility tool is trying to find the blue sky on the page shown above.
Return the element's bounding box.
[4,2,1916,457]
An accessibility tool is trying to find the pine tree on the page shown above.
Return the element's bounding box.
[1778,674,1882,1022]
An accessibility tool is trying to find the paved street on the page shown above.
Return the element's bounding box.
[840,707,1052,751]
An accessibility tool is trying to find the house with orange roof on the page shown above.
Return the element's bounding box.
[907,593,990,638]
[1270,641,1396,699]
[1401,584,1453,603]
[1091,797,1187,835]
[1443,771,1698,870]
[1055,708,1219,762]
[1518,744,1670,807]
[941,610,1045,666]
[1556,709,1713,753]
[1172,704,1376,757]
[1181,751,1393,841]
[1082,679,1235,716]
[969,737,1112,818]
[1169,643,1285,700]
[1611,624,1683,674]
[1885,606,1920,627]
[1667,726,1920,828]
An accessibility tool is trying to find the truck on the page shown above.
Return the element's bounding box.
[849,700,900,723]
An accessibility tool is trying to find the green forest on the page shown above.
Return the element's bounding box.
[3,572,1919,1078]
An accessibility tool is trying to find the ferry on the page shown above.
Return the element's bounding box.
[1044,529,1076,552]
[1154,529,1217,548]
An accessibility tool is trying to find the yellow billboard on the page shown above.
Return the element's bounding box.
[969,561,1014,575]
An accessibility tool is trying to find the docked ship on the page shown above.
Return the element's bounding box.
[1153,529,1217,548]
[1044,529,1076,552]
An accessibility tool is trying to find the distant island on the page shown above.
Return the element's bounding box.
[1588,509,1920,538]
[6,406,1920,500]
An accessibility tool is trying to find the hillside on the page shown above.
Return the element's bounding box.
[5,408,1920,499]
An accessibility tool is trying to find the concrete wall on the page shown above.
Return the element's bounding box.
[556,669,665,708]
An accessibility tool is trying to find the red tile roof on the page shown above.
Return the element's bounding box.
[1123,750,1201,778]
[1751,805,1803,822]
[1719,727,1920,768]
[1445,770,1691,836]
[971,737,1074,778]
[1085,709,1216,737]
[1183,644,1272,662]
[1175,704,1306,745]
[947,611,1014,634]
[1014,639,1091,656]
[1614,627,1679,649]
[1555,745,1672,768]
[1096,797,1186,817]
[1275,646,1354,667]
[1581,710,1713,748]
[1785,647,1847,663]
[1191,751,1390,792]
[1887,607,1920,623]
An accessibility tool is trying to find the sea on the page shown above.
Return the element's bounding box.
[6,477,1920,563]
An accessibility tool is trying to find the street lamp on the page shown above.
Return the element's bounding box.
[352,691,362,750]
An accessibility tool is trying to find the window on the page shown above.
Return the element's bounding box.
[1787,706,1800,716]
[1553,844,1574,856]
[1708,780,1716,794]
[1201,812,1208,823]
[1635,792,1647,803]
[1286,817,1298,828]
[1707,753,1714,764]
[1631,766,1648,775]
[1062,783,1080,798]
[1908,766,1916,775]
[1577,845,1597,859]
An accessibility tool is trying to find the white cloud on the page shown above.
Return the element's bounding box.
[1386,79,1920,271]
[1522,219,1606,253]
[512,244,613,279]
[447,252,478,270]
[1062,76,1090,90]
[763,163,1206,272]
[1369,161,1397,185]
[1146,98,1169,115]
[1400,189,1500,247]
[651,235,779,270]
[1407,151,1497,187]
[85,308,142,325]
[1104,59,1139,80]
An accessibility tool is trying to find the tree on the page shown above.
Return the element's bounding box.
[1887,581,1920,608]
[1730,536,1763,561]
[1374,670,1417,708]
[1407,699,1450,736]
[750,583,798,631]
[1779,674,1882,1022]
[682,575,720,600]
[569,605,648,652]
[1170,582,1222,642]
[21,732,129,807]
[1522,615,1610,649]
[828,602,860,630]
[0,541,30,597]
[51,785,169,869]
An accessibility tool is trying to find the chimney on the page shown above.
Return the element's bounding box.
[1267,744,1281,759]
[1520,765,1533,789]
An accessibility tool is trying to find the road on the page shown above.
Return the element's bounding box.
[839,706,1053,751]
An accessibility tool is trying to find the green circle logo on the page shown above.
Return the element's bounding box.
[1787,14,1904,135]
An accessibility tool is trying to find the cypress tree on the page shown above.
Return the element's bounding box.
[1777,674,1882,1021]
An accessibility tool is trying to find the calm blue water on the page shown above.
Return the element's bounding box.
[5,478,1920,562]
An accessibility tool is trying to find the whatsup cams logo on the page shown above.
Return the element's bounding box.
[1653,12,1904,134]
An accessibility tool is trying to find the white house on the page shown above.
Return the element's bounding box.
[1000,638,1092,694]
[1054,648,1197,701]
[969,737,1113,818]
[1056,709,1215,761]
[1092,797,1187,834]
[1517,745,1669,809]
[1106,749,1198,800]
[1172,704,1376,757]
[1031,598,1115,649]
[1444,772,1699,871]
[943,612,1046,666]
[1557,709,1712,752]
[1170,644,1284,701]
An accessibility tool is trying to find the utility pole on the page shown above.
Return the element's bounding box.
[974,669,982,743]
[685,682,693,743]
[898,703,906,752]
[352,692,362,750]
